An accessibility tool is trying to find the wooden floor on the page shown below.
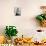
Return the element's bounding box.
[14,43,46,46]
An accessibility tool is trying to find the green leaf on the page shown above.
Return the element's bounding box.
[5,26,18,39]
[44,15,46,19]
[36,15,44,21]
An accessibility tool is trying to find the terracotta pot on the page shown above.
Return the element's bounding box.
[7,39,12,44]
[40,20,46,27]
[11,36,17,44]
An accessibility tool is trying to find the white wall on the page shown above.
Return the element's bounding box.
[0,0,46,38]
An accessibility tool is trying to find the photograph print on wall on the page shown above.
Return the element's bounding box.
[14,7,21,16]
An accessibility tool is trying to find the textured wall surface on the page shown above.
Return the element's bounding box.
[0,0,46,41]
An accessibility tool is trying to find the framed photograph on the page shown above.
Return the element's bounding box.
[14,7,21,16]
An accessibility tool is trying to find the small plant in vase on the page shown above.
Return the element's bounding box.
[5,26,18,43]
[36,6,46,27]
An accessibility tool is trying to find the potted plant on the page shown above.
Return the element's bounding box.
[36,14,46,27]
[36,6,46,27]
[5,26,18,43]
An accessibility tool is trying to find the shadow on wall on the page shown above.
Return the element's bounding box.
[0,26,5,35]
[30,16,40,27]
